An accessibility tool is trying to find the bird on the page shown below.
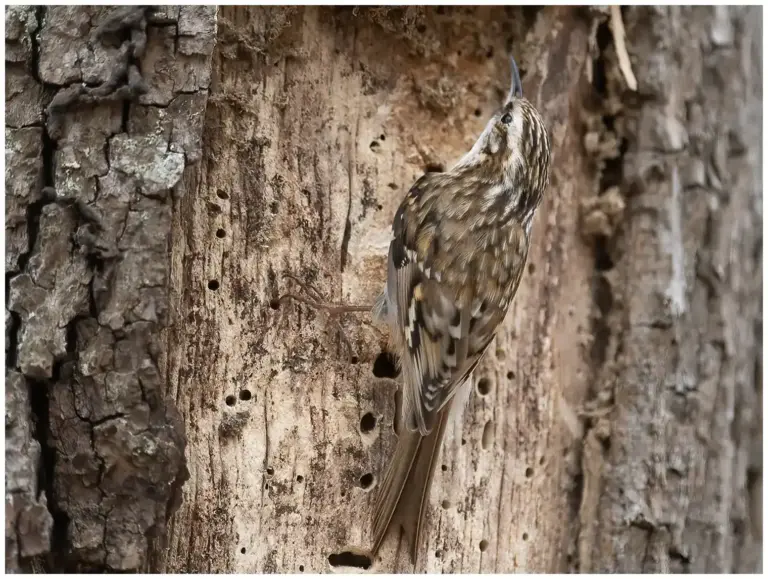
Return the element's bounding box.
[276,53,551,566]
[368,54,551,565]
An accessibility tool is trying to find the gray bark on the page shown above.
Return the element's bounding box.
[5,6,214,572]
[5,5,761,574]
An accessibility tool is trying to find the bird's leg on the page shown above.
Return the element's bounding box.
[277,274,371,315]
[277,273,372,361]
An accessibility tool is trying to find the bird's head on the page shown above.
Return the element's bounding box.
[454,55,552,226]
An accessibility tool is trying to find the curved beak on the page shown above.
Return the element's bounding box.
[506,55,523,102]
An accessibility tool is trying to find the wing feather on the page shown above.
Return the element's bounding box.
[386,175,529,436]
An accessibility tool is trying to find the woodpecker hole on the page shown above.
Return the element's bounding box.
[208,280,220,291]
[372,352,399,378]
[528,263,535,274]
[507,370,515,380]
[299,565,305,572]
[269,201,279,214]
[441,464,448,472]
[425,162,445,173]
[370,140,380,151]
[474,108,482,117]
[266,467,274,476]
[240,547,246,554]
[296,475,304,483]
[216,189,229,199]
[435,549,443,558]
[269,298,280,310]
[360,412,376,433]
[525,467,534,478]
[216,228,226,238]
[225,395,236,407]
[479,539,489,552]
[239,389,252,401]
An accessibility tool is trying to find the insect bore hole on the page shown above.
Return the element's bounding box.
[477,377,492,396]
[359,473,375,490]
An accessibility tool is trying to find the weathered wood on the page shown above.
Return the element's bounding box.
[162,6,596,573]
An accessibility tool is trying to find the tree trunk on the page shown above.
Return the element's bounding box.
[5,5,761,574]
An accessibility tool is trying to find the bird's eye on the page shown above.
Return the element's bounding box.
[500,113,513,125]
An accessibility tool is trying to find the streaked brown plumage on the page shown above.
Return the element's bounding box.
[370,55,552,564]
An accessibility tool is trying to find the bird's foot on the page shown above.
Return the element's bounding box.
[277,273,372,362]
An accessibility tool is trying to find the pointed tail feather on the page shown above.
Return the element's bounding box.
[371,402,451,565]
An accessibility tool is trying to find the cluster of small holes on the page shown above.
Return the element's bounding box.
[225,390,254,407]
[360,412,376,433]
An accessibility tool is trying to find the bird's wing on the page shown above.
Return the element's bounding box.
[387,177,530,435]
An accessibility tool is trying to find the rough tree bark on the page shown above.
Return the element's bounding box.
[5,5,761,574]
[5,5,215,572]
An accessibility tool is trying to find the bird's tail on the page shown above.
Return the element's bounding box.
[371,403,451,565]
